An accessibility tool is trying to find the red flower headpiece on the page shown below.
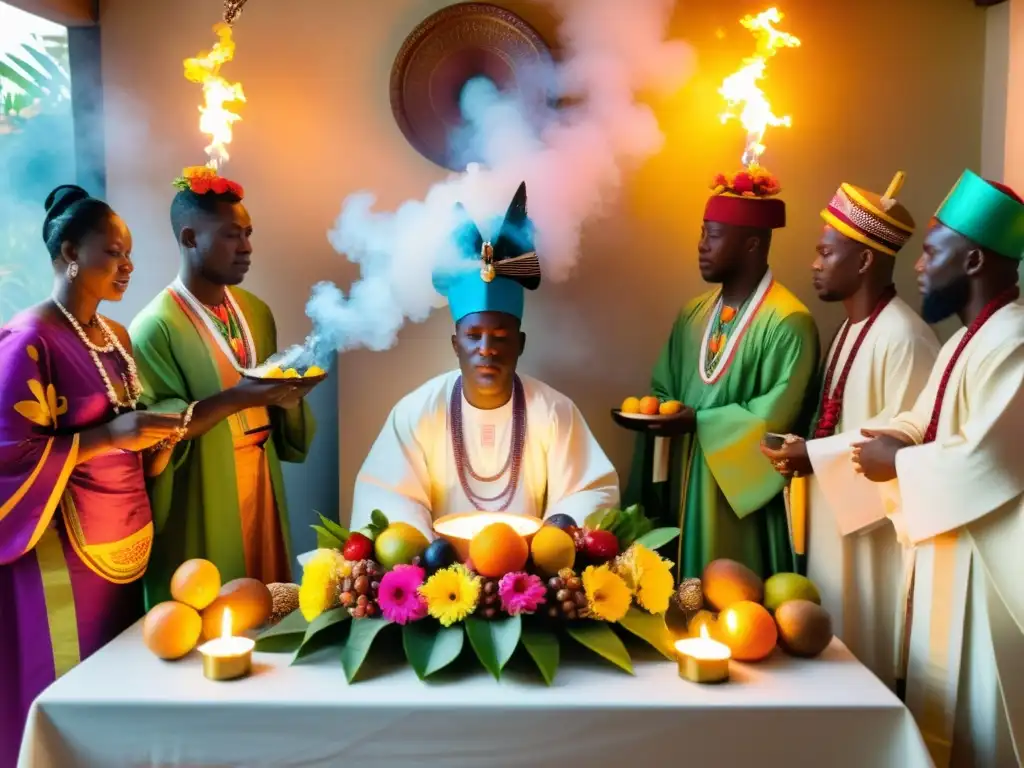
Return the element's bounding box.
[710,166,781,198]
[172,166,244,199]
[705,165,786,230]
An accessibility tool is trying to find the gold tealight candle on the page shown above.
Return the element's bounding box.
[198,608,254,681]
[674,625,731,684]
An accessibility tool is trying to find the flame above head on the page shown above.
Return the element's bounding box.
[183,23,246,171]
[718,7,800,169]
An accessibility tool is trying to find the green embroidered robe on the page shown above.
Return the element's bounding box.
[626,276,820,581]
[129,287,315,609]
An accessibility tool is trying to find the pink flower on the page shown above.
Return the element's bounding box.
[498,572,547,616]
[378,565,428,625]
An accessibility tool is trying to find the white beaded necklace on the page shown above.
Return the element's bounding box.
[53,298,143,412]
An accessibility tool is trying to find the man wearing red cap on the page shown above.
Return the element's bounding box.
[626,168,819,581]
[761,171,939,690]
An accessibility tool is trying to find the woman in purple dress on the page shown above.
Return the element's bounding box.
[0,185,185,766]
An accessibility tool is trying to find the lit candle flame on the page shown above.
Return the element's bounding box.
[221,607,234,640]
[699,624,711,640]
[718,7,800,169]
[724,608,738,633]
[183,23,246,171]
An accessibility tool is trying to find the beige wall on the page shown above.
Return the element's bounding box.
[1006,0,1024,191]
[983,1,1010,179]
[97,0,989,544]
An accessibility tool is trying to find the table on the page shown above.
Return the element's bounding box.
[19,620,933,768]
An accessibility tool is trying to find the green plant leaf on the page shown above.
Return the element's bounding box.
[340,618,392,683]
[402,622,465,679]
[521,623,560,685]
[316,513,350,544]
[618,607,675,659]
[20,43,66,84]
[633,527,681,551]
[464,615,522,680]
[566,621,634,674]
[0,62,44,98]
[293,607,350,662]
[584,508,612,529]
[599,508,621,532]
[370,509,389,530]
[254,609,309,653]
[312,525,344,550]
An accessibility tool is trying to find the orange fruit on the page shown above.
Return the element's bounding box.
[143,601,202,660]
[469,522,529,578]
[201,578,274,640]
[620,396,641,414]
[718,600,778,661]
[659,400,682,415]
[639,396,660,415]
[170,558,221,611]
[530,525,576,576]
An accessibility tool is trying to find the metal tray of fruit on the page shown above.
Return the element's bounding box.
[242,365,327,384]
[610,408,688,426]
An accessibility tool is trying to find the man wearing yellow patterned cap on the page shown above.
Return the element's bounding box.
[853,170,1024,767]
[761,172,939,690]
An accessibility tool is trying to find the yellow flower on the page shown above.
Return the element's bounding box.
[582,564,631,622]
[298,548,347,621]
[614,544,676,614]
[418,563,480,627]
[182,165,217,180]
[633,546,675,614]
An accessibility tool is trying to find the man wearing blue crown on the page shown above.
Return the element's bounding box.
[350,182,619,535]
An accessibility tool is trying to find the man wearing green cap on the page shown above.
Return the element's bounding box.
[853,170,1024,767]
[350,182,618,537]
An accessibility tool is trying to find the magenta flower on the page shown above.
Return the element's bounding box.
[378,565,428,625]
[498,572,547,616]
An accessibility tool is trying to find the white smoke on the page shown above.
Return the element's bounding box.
[278,0,695,370]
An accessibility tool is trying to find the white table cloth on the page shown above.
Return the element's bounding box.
[19,620,933,768]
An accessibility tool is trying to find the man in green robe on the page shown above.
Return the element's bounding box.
[130,167,320,608]
[626,169,820,580]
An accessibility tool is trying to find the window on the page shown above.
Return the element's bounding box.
[0,2,75,321]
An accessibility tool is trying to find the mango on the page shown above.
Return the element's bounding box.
[702,558,764,611]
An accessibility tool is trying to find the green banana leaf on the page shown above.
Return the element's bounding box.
[464,615,522,680]
[402,622,465,679]
[565,621,634,674]
[340,618,392,683]
[521,622,560,685]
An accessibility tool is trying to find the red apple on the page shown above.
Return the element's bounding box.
[343,532,373,562]
[583,530,620,561]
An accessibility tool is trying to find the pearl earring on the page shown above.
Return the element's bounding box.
[66,263,78,280]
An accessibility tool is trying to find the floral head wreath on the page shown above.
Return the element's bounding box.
[710,166,781,198]
[172,166,245,198]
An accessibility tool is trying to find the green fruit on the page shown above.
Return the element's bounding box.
[764,572,821,613]
[374,522,429,569]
